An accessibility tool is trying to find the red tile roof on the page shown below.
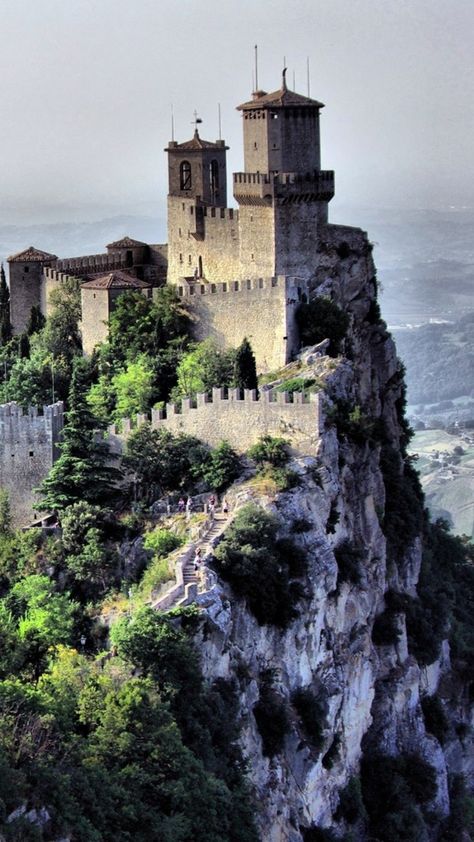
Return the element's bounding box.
[238,87,324,111]
[106,236,147,249]
[8,246,57,262]
[80,271,151,291]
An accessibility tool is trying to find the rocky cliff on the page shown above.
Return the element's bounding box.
[190,224,473,840]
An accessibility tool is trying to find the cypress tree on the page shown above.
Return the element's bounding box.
[234,337,258,391]
[38,357,120,512]
[0,263,11,345]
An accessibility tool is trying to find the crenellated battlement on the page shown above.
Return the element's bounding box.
[233,170,334,205]
[107,388,322,457]
[56,253,127,274]
[0,402,64,525]
[176,274,307,300]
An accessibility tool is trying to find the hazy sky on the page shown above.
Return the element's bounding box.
[0,0,473,225]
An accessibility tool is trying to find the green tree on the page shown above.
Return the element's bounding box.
[234,337,258,391]
[202,441,241,492]
[296,296,349,356]
[112,356,154,419]
[26,305,46,336]
[172,339,236,400]
[107,287,190,364]
[38,357,120,511]
[248,434,290,467]
[0,264,11,345]
[4,574,77,679]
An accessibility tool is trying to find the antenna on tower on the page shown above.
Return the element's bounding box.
[254,44,259,92]
[171,104,175,142]
[307,57,310,97]
[191,110,202,135]
[218,103,222,140]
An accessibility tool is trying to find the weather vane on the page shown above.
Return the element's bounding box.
[192,110,203,132]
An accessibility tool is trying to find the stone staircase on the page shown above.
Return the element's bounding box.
[151,511,231,612]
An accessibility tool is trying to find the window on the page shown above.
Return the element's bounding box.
[24,266,29,273]
[179,253,183,263]
[209,159,219,200]
[180,160,192,190]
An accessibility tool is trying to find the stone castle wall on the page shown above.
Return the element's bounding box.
[177,275,307,373]
[107,388,322,458]
[41,267,81,317]
[167,197,241,283]
[0,402,64,525]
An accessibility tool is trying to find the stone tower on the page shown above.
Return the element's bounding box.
[8,247,57,334]
[234,72,335,280]
[166,128,230,283]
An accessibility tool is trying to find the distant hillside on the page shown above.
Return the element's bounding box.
[393,312,474,405]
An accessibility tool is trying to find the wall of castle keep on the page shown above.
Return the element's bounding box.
[177,276,306,373]
[41,267,81,317]
[80,287,110,356]
[107,389,322,458]
[167,197,240,283]
[0,402,64,526]
[274,202,328,279]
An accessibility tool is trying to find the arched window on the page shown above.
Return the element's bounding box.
[180,161,192,190]
[209,159,219,199]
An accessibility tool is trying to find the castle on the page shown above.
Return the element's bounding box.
[2,71,370,524]
[7,70,335,371]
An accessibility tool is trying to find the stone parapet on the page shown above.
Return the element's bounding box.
[0,402,64,526]
[107,388,322,457]
[233,170,334,205]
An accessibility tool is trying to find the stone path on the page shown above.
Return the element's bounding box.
[151,510,230,612]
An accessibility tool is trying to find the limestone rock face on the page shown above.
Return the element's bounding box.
[192,225,472,839]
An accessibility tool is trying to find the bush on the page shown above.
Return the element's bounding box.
[326,502,340,534]
[421,694,449,745]
[361,752,437,841]
[296,296,350,356]
[201,440,241,492]
[213,504,306,627]
[372,608,402,646]
[143,528,184,558]
[380,446,424,566]
[322,735,340,769]
[247,434,290,468]
[334,541,363,586]
[275,377,317,395]
[291,687,326,750]
[335,776,368,825]
[254,680,289,757]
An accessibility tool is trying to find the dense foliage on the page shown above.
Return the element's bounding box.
[213,504,307,627]
[296,296,350,356]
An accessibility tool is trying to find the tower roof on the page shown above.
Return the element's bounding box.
[80,271,151,291]
[106,236,147,249]
[8,246,57,263]
[166,130,228,152]
[237,86,324,111]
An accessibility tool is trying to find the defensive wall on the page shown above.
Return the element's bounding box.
[41,267,81,317]
[167,197,241,284]
[177,275,307,373]
[107,387,323,458]
[0,402,64,526]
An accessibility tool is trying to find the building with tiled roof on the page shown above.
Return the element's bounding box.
[8,246,57,263]
[80,271,152,355]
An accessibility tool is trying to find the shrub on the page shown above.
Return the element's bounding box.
[143,528,184,558]
[334,541,363,586]
[270,466,300,491]
[254,680,289,757]
[335,776,368,825]
[379,445,424,566]
[421,694,449,745]
[291,517,312,534]
[201,440,241,492]
[275,377,317,395]
[296,296,350,356]
[247,434,290,468]
[291,687,326,750]
[326,502,340,534]
[372,608,401,646]
[213,504,306,627]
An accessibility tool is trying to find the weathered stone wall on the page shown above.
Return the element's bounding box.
[177,275,306,372]
[9,261,44,335]
[41,267,81,317]
[107,388,322,457]
[0,402,63,526]
[80,287,110,356]
[167,197,240,284]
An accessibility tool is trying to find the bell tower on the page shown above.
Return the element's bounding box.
[166,120,229,282]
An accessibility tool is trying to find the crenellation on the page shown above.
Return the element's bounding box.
[0,402,64,526]
[105,388,322,457]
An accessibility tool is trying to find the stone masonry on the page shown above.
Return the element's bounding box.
[106,388,323,457]
[0,402,64,526]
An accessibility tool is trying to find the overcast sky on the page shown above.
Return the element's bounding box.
[0,0,473,226]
